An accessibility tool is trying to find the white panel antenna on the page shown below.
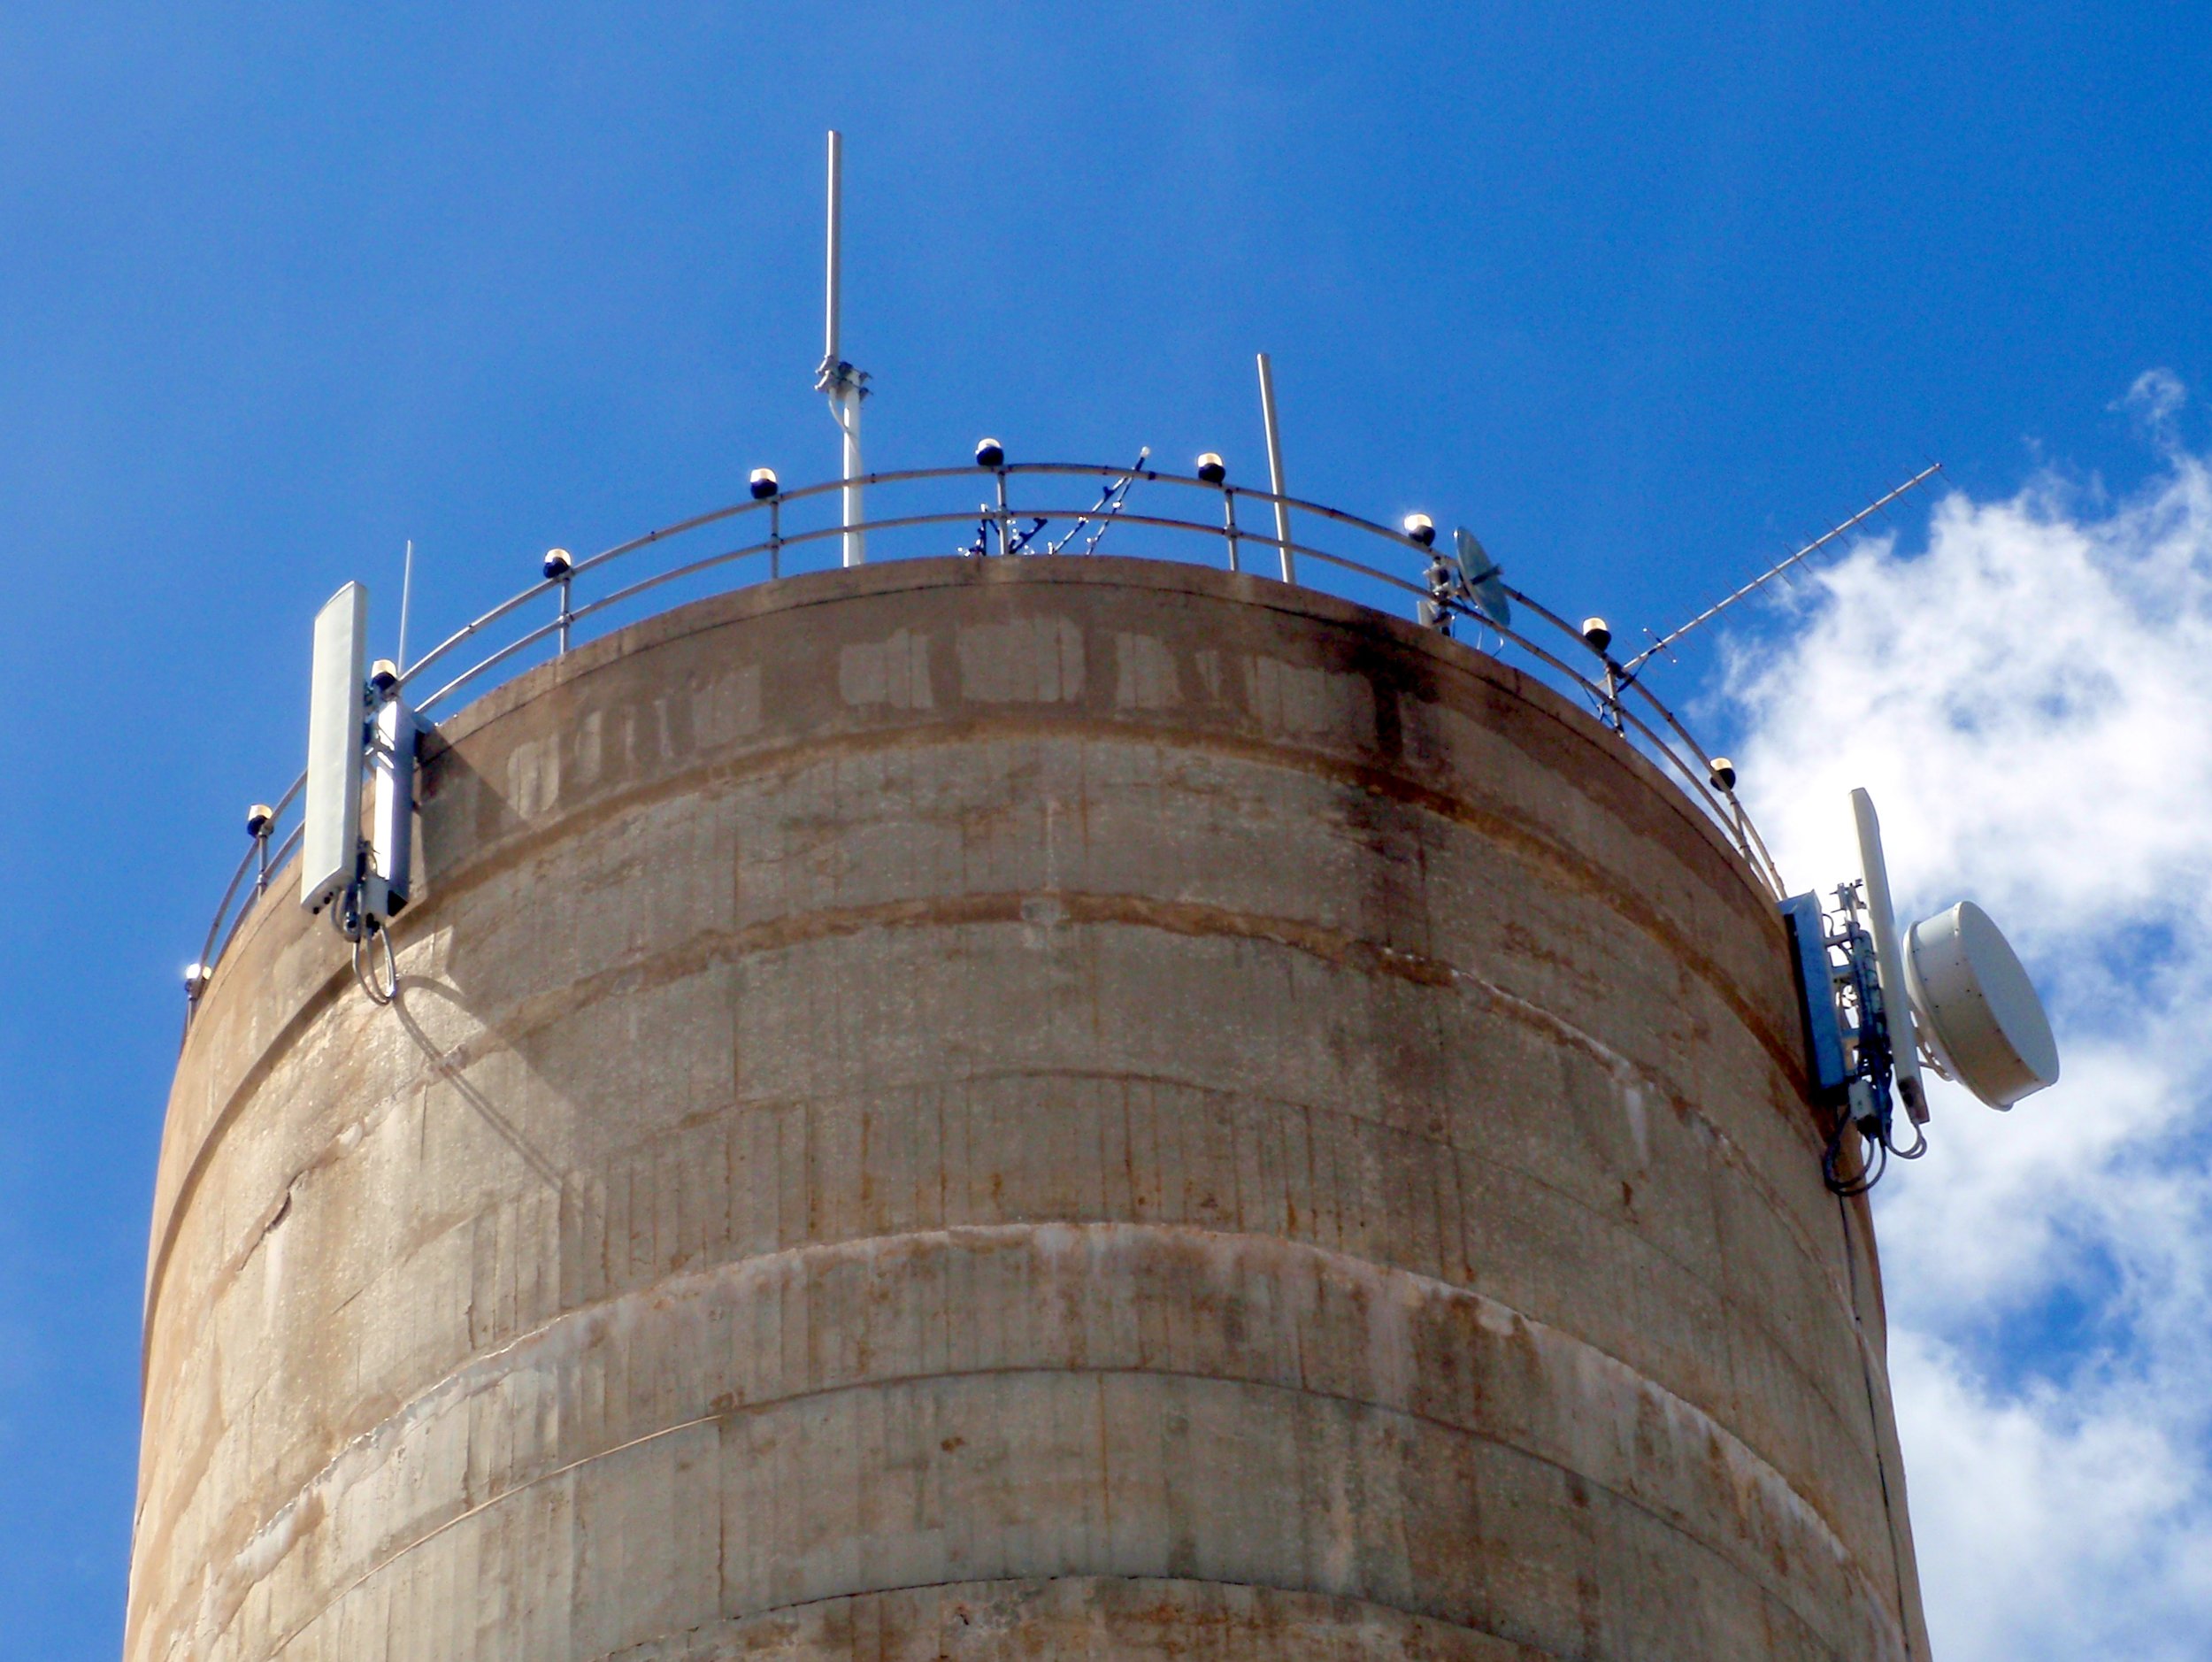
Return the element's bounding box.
[301,582,368,914]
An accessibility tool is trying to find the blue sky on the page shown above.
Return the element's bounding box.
[4,4,2210,1657]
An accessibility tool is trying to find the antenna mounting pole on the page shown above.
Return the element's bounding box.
[816,129,870,566]
[1256,353,1294,584]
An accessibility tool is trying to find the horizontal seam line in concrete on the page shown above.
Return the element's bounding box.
[250,1368,1882,1662]
[141,881,1822,1383]
[174,552,1775,1169]
[420,555,1768,910]
[144,1035,1875,1527]
[418,553,1761,898]
[150,711,1798,1379]
[195,675,1781,1084]
[173,1226,1892,1662]
[160,651,1794,1288]
[569,1574,1826,1662]
[415,712,1780,1022]
[410,895,1844,1324]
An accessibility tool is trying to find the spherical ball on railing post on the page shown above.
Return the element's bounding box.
[542,548,573,581]
[369,658,401,696]
[974,438,1006,470]
[1194,452,1226,485]
[245,803,274,840]
[749,468,780,500]
[1402,513,1437,548]
[1708,758,1739,793]
[1580,616,1614,654]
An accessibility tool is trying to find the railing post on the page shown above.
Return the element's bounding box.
[995,467,1011,557]
[1707,758,1758,869]
[770,497,782,581]
[542,549,575,656]
[1222,488,1241,574]
[248,802,274,895]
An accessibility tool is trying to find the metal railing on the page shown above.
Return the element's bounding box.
[189,459,1785,994]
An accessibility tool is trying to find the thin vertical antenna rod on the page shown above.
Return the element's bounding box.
[817,129,868,566]
[824,131,841,367]
[397,539,415,671]
[1256,353,1295,584]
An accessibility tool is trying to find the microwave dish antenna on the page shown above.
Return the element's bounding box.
[1454,527,1511,627]
[1905,901,2059,1108]
[1782,787,2058,1195]
[1416,525,1511,637]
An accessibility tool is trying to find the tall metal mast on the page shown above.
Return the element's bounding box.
[816,130,870,566]
[1256,353,1294,583]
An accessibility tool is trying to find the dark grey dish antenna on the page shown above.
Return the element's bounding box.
[1454,527,1510,628]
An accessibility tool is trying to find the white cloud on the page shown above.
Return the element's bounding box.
[2122,367,2189,441]
[1722,397,2212,1660]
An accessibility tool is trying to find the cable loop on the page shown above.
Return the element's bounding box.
[353,918,398,1005]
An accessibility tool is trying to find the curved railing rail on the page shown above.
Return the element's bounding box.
[188,459,1785,996]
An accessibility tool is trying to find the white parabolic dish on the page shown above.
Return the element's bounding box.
[1904,901,2060,1109]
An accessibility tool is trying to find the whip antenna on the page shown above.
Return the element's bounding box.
[397,538,414,671]
[816,130,871,566]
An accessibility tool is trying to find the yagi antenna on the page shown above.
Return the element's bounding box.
[1621,463,1942,674]
[816,129,870,567]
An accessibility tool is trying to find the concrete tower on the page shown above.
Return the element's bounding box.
[130,557,1931,1660]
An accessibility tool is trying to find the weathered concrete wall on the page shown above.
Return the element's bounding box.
[128,557,1930,1662]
